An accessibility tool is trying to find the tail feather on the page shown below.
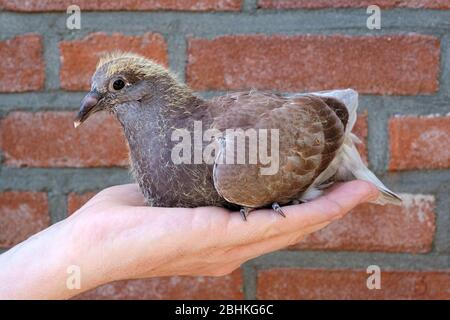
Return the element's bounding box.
[338,135,402,206]
[295,89,402,206]
[316,89,402,206]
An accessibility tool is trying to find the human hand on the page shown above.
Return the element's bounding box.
[68,180,378,287]
[0,180,378,299]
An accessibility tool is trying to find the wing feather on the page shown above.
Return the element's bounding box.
[209,91,346,208]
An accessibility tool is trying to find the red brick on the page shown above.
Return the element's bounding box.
[257,269,450,299]
[0,112,129,168]
[292,194,435,253]
[0,34,44,92]
[389,115,450,171]
[259,0,450,9]
[74,270,243,299]
[67,192,96,215]
[0,192,50,248]
[187,34,440,95]
[60,33,168,91]
[0,0,241,11]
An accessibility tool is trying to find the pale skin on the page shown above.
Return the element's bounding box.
[0,180,378,299]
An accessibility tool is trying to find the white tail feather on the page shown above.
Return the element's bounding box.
[298,89,402,206]
[337,135,402,205]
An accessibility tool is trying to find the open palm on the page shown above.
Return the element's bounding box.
[68,180,378,285]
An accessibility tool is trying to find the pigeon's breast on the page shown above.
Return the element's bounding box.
[125,113,228,208]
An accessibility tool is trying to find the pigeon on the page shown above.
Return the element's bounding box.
[74,52,401,219]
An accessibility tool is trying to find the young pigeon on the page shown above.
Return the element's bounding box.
[74,53,401,219]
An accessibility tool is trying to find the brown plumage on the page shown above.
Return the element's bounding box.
[211,92,345,208]
[74,53,401,217]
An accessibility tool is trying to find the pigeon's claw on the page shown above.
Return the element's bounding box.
[239,207,253,221]
[291,199,307,205]
[272,202,286,218]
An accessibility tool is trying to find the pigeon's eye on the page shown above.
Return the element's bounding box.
[111,79,125,91]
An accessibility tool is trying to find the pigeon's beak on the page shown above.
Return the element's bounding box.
[74,90,102,128]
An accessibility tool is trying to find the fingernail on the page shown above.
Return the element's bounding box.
[359,182,379,202]
[364,189,380,202]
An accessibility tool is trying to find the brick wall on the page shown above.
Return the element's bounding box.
[0,1,449,299]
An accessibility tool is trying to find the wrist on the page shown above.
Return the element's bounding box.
[0,217,104,299]
[59,214,115,297]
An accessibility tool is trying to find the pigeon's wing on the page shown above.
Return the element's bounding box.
[208,91,346,208]
[287,89,357,133]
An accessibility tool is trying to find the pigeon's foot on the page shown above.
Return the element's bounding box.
[272,202,286,218]
[291,199,307,205]
[239,207,253,221]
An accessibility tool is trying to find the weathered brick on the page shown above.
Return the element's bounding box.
[0,34,44,92]
[258,0,450,9]
[75,270,243,299]
[0,192,50,248]
[0,112,129,168]
[60,32,168,91]
[292,194,436,253]
[257,269,450,299]
[0,0,241,11]
[389,115,450,171]
[67,192,96,215]
[187,34,440,95]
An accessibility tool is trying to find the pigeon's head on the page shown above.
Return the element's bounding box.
[74,52,181,127]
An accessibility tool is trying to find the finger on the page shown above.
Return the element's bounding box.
[95,184,146,206]
[223,180,378,246]
[74,184,146,215]
[224,221,331,264]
